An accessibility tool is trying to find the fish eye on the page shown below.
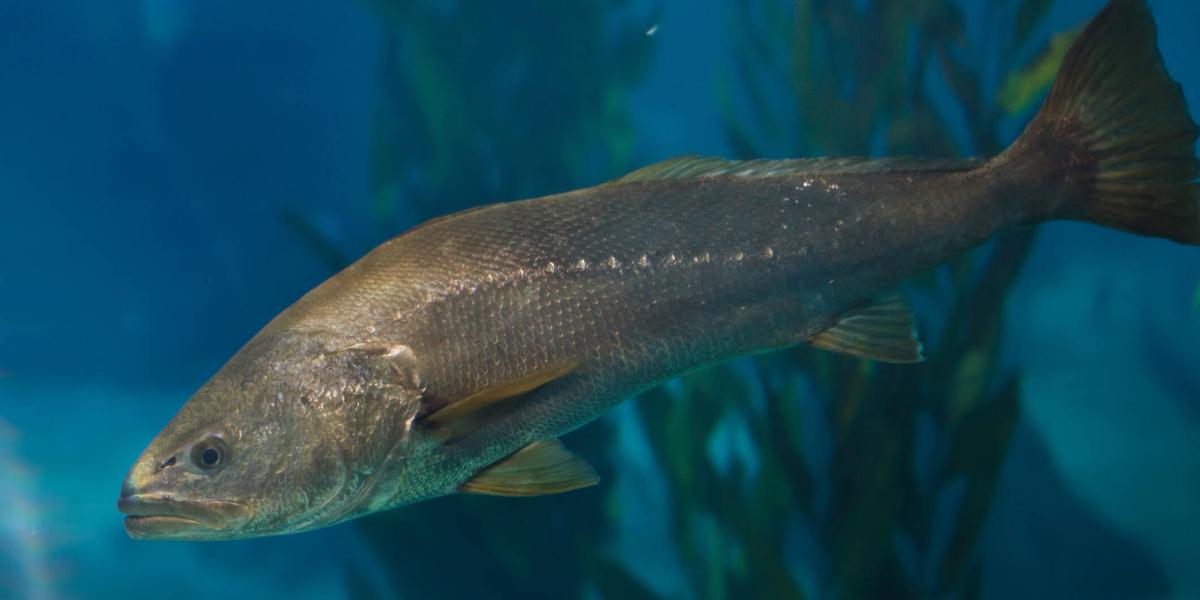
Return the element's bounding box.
[191,437,228,471]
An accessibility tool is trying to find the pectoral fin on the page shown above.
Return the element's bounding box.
[810,293,924,363]
[460,439,599,496]
[421,361,578,442]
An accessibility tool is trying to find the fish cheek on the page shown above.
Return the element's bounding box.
[250,414,350,532]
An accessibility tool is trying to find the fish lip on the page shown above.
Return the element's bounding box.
[123,515,204,540]
[118,494,250,540]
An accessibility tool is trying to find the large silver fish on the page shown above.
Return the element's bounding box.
[120,0,1198,540]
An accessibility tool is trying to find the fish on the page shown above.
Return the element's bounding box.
[119,0,1198,541]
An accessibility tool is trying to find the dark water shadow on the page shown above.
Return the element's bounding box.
[983,419,1169,599]
[1140,313,1200,425]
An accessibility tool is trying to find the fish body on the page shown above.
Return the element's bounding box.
[120,0,1198,540]
[268,158,1029,505]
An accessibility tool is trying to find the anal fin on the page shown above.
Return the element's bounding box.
[810,293,924,363]
[460,439,599,496]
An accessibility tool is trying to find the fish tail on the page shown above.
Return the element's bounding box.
[1006,0,1198,244]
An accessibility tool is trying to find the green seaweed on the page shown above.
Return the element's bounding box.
[364,0,656,224]
[997,30,1079,116]
[630,0,1070,597]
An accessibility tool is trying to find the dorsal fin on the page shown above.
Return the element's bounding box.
[810,293,924,363]
[613,155,982,183]
[459,439,599,496]
[420,361,578,442]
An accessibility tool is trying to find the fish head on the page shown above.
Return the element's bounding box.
[119,330,416,540]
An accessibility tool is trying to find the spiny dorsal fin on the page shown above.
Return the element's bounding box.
[460,439,599,496]
[614,155,982,183]
[421,361,578,442]
[810,293,924,363]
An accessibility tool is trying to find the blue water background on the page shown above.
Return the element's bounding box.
[1,0,1198,597]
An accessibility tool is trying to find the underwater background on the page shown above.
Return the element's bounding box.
[1,0,1198,598]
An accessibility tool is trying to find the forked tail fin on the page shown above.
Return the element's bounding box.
[1009,0,1199,244]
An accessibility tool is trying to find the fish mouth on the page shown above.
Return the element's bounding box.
[118,494,251,541]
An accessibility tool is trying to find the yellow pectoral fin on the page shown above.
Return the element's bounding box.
[460,439,599,496]
[422,361,578,442]
[810,292,924,363]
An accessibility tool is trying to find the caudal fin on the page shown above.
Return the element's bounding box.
[1013,0,1199,244]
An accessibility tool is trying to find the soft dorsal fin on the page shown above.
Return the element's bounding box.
[613,155,981,183]
[460,439,599,496]
[421,361,578,441]
[810,293,924,363]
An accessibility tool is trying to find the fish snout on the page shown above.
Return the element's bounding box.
[120,449,178,499]
[119,471,146,502]
[119,450,251,540]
